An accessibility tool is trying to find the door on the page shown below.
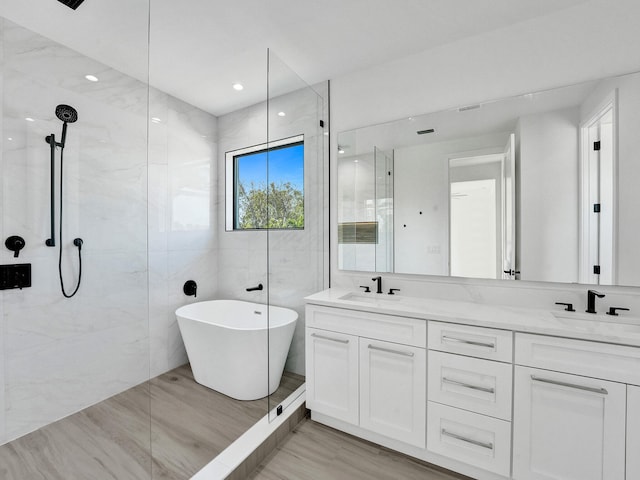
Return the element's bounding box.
[359,339,426,447]
[305,328,359,425]
[513,366,626,480]
[628,386,640,480]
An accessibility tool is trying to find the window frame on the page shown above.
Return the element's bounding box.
[225,134,304,231]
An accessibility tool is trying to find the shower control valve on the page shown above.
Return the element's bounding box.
[5,236,25,258]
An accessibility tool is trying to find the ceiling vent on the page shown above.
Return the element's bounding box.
[417,128,435,135]
[57,0,85,10]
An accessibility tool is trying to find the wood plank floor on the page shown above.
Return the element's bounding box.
[0,364,304,480]
[248,418,473,480]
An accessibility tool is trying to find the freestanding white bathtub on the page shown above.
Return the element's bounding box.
[175,300,298,401]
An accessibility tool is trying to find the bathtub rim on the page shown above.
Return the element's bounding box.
[175,299,298,331]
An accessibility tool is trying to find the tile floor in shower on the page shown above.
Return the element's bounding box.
[0,364,304,480]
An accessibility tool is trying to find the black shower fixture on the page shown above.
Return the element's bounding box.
[45,104,83,298]
[57,0,85,10]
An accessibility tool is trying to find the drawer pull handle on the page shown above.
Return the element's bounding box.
[368,344,414,357]
[441,335,495,349]
[531,375,608,395]
[442,377,495,394]
[311,333,349,344]
[441,429,494,450]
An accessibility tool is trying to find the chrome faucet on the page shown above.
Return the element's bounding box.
[372,276,382,294]
[586,289,605,314]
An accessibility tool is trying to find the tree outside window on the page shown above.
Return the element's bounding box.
[234,141,304,230]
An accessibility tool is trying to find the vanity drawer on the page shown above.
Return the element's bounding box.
[306,305,426,348]
[515,333,640,385]
[427,401,511,477]
[428,321,512,362]
[428,351,512,421]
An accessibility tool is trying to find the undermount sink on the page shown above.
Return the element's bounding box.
[339,292,403,303]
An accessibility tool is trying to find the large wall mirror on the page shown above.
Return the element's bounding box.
[337,70,640,287]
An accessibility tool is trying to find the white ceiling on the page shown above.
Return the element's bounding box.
[0,0,589,116]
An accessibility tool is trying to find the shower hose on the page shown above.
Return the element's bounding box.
[57,146,82,298]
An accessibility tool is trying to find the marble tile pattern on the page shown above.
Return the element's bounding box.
[216,80,329,377]
[147,87,218,378]
[0,17,219,446]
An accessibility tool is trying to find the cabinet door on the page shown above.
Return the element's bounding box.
[628,385,640,480]
[305,328,359,425]
[360,338,426,447]
[513,366,626,480]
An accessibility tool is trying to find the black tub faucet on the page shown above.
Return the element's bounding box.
[372,276,382,294]
[586,289,605,314]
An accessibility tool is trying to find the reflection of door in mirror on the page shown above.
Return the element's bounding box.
[449,151,509,279]
[580,94,616,285]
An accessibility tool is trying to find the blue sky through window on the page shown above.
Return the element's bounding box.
[236,142,304,190]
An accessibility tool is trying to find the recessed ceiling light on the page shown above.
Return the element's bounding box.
[151,117,162,124]
[7,137,13,141]
[278,111,286,117]
[85,74,99,82]
[354,159,359,163]
[25,117,35,122]
[338,148,345,154]
[232,83,244,91]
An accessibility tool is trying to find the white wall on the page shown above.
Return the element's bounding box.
[517,107,579,283]
[330,0,640,310]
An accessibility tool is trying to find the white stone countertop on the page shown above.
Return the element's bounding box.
[305,288,640,348]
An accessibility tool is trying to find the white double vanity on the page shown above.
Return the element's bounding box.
[305,289,640,480]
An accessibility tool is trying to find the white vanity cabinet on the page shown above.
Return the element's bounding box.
[305,304,427,448]
[305,290,640,480]
[512,333,640,480]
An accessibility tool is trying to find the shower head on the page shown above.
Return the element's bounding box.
[55,105,77,148]
[56,104,78,124]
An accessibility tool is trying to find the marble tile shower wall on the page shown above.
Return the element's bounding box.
[0,18,218,444]
[217,83,329,376]
[148,89,217,378]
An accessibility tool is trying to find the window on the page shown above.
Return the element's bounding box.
[226,135,304,230]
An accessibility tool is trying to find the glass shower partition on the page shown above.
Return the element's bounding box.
[374,146,394,272]
[266,50,328,420]
[148,5,271,478]
[0,4,153,479]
